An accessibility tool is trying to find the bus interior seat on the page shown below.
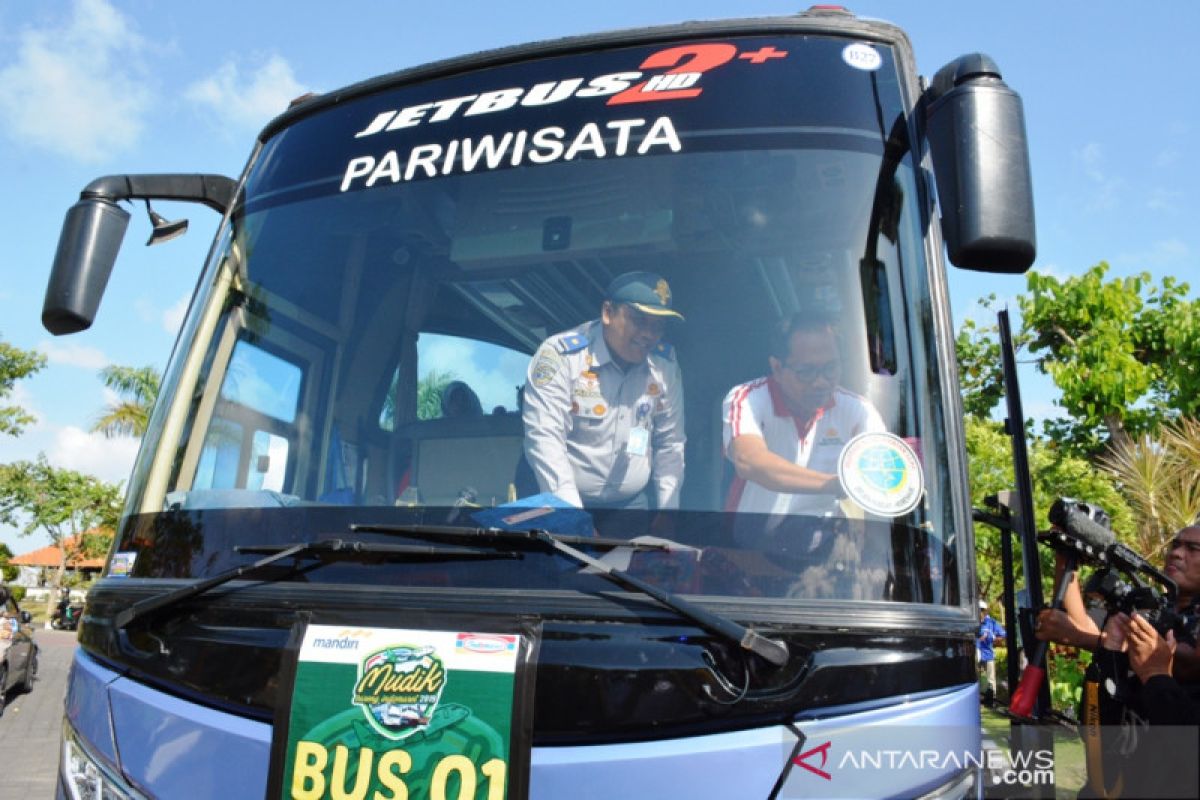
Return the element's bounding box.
[395,413,525,507]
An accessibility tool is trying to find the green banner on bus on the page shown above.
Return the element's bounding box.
[276,625,526,800]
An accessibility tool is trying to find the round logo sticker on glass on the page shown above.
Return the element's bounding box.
[837,432,923,517]
[842,43,882,72]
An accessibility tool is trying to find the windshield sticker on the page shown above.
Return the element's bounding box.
[353,42,788,140]
[842,43,882,72]
[341,116,681,192]
[108,552,136,577]
[278,625,525,800]
[837,432,923,517]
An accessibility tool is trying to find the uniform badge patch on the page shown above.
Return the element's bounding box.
[531,348,561,387]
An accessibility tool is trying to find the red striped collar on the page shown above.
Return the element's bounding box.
[767,377,832,438]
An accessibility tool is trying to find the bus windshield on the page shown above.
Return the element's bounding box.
[122,33,961,608]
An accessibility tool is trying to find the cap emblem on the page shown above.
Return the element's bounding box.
[654,279,671,306]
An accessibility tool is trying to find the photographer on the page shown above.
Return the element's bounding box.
[1034,524,1200,676]
[1033,522,1200,798]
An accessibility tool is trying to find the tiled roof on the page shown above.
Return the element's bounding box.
[9,533,107,569]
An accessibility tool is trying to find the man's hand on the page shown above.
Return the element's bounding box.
[1035,608,1086,647]
[1100,613,1127,651]
[1119,612,1175,682]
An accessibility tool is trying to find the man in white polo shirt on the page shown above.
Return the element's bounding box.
[722,315,884,558]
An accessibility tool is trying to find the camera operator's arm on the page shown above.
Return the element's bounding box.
[1055,552,1099,633]
[1035,553,1101,649]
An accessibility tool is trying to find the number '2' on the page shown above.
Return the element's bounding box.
[607,43,737,105]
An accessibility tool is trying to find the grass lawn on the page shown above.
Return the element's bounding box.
[981,706,1087,798]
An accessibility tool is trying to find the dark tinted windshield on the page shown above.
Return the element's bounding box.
[125,34,961,608]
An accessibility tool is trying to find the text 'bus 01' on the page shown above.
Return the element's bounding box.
[45,6,1036,800]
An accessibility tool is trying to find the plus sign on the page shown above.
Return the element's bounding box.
[739,46,788,65]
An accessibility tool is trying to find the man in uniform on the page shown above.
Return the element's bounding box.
[522,272,685,510]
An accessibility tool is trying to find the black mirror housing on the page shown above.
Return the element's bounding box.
[43,197,130,335]
[41,173,236,335]
[924,54,1037,273]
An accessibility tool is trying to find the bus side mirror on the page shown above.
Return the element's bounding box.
[43,197,130,335]
[924,54,1036,273]
[41,173,237,335]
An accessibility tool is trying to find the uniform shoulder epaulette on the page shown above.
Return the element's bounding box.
[653,341,675,361]
[555,332,590,355]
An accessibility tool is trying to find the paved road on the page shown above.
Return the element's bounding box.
[0,629,76,799]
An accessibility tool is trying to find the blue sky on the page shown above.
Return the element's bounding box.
[2,0,1196,552]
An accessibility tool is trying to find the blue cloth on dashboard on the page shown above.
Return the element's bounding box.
[471,492,594,537]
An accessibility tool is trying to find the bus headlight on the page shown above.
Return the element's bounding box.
[61,720,145,800]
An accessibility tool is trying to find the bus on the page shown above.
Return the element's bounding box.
[44,6,1036,799]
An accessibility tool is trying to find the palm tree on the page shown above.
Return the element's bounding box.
[1099,417,1200,556]
[92,365,161,438]
[380,369,458,429]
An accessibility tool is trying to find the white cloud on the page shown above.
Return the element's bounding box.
[1115,238,1190,270]
[1030,263,1071,282]
[48,425,139,485]
[7,383,42,429]
[1074,142,1121,212]
[1155,149,1180,169]
[134,292,190,335]
[162,294,190,335]
[185,54,307,133]
[1147,188,1182,214]
[0,0,151,163]
[36,339,109,370]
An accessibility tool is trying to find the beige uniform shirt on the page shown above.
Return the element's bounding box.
[522,320,685,508]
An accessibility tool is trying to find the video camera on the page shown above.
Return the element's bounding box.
[1084,543,1199,644]
[1040,498,1198,643]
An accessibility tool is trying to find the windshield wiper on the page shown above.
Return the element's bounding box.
[113,538,516,630]
[352,522,672,552]
[352,523,790,668]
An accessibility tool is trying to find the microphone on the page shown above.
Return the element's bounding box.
[1041,498,1115,561]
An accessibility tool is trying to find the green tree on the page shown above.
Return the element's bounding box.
[92,364,161,438]
[955,311,1012,419]
[965,417,1131,602]
[0,457,122,618]
[1021,264,1199,454]
[0,542,17,583]
[956,265,1200,456]
[417,370,457,421]
[379,369,459,429]
[0,336,46,437]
